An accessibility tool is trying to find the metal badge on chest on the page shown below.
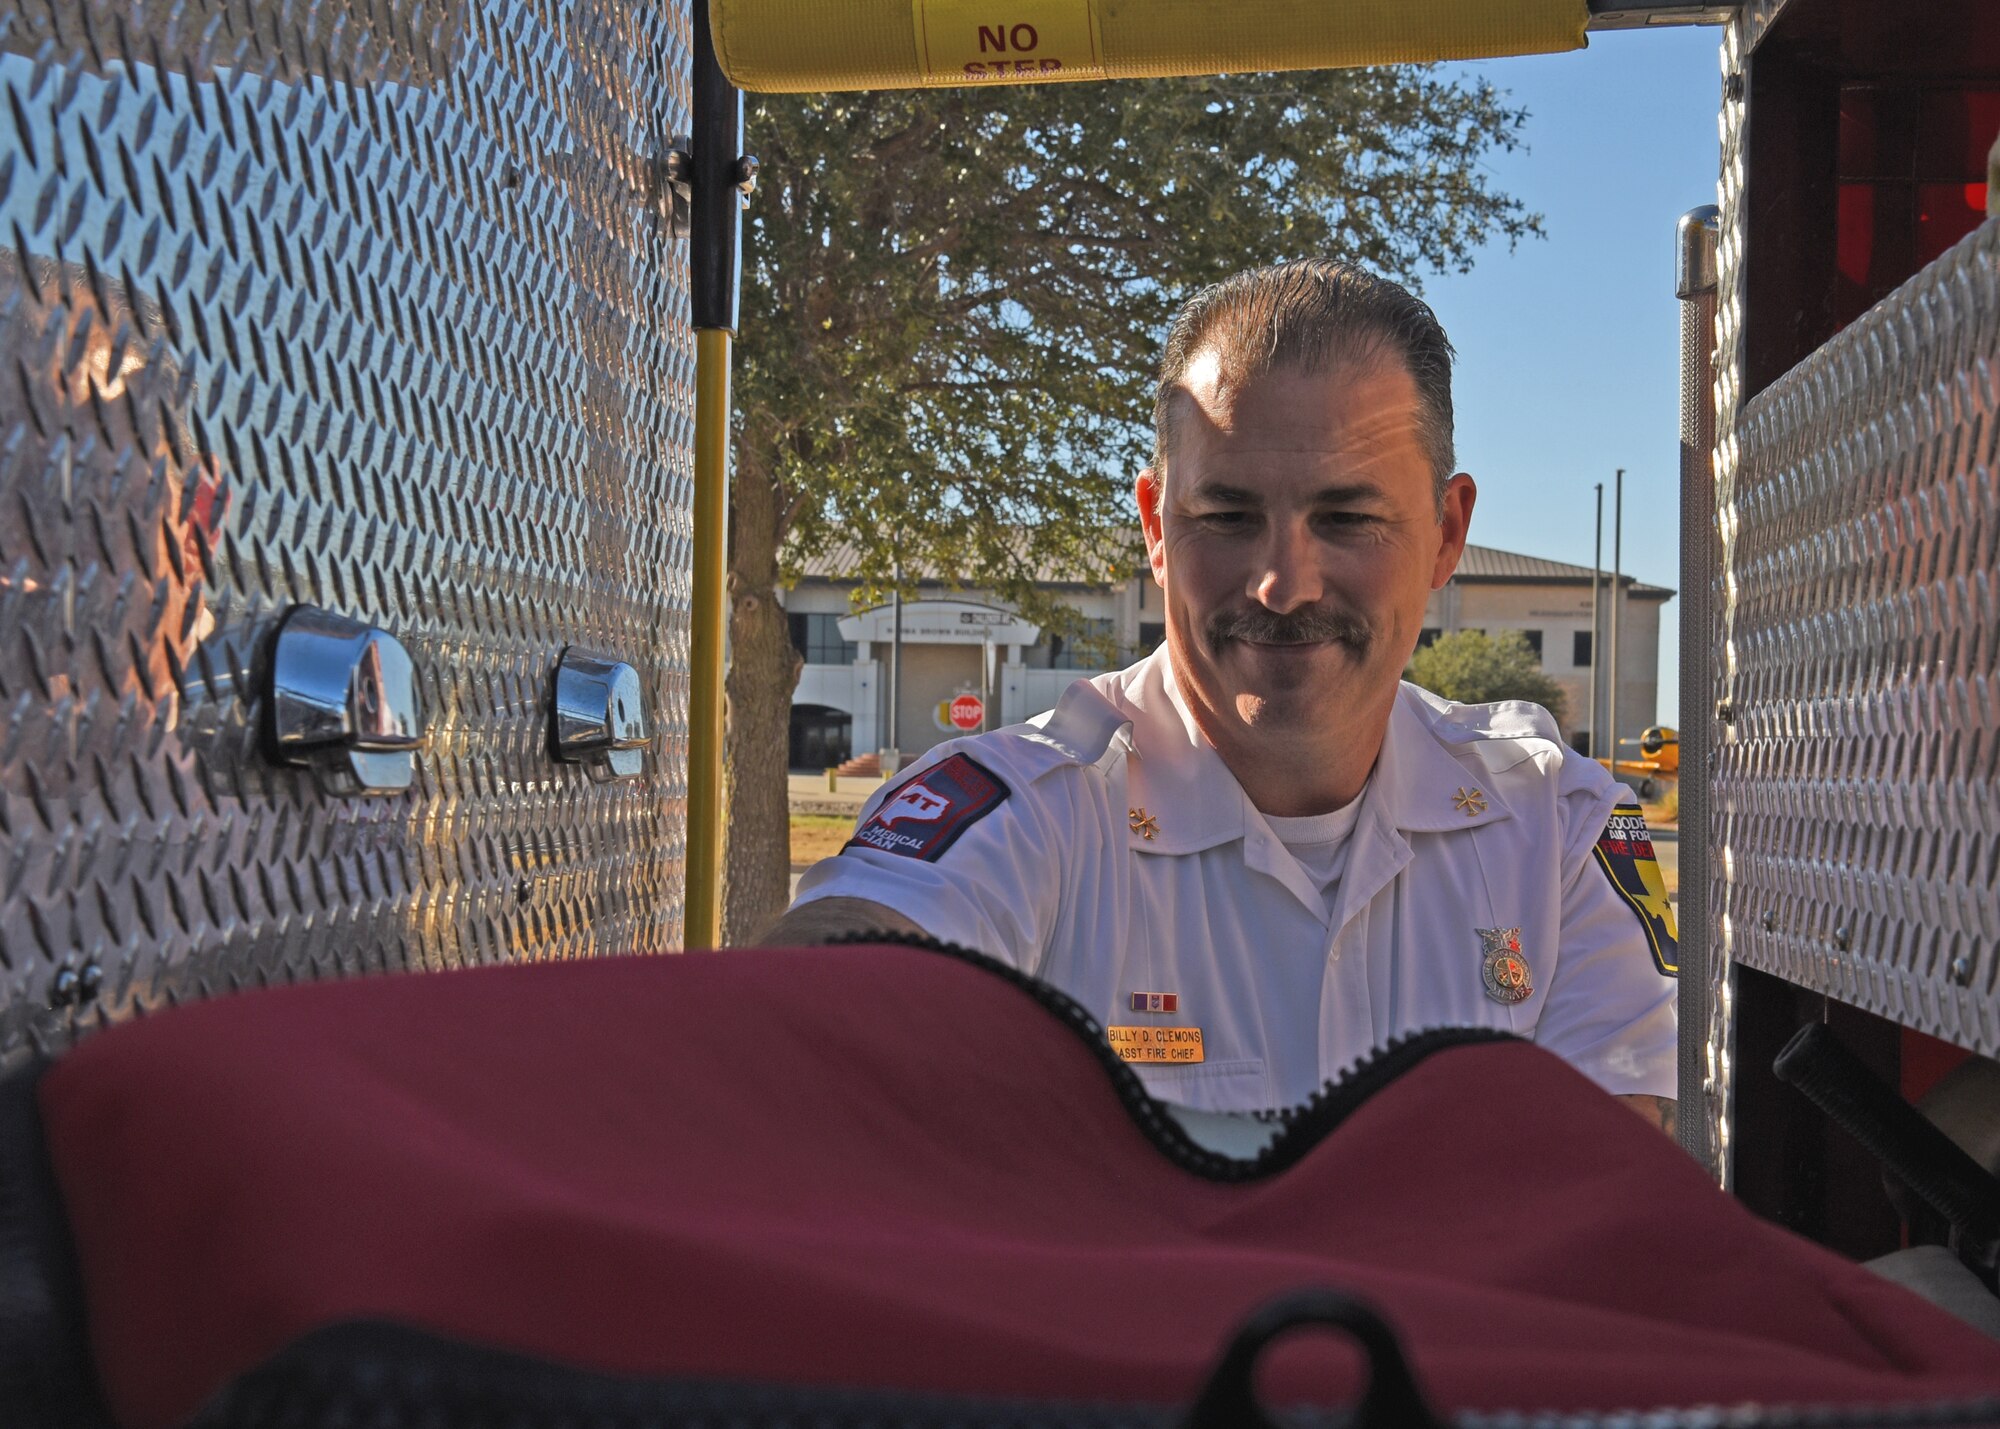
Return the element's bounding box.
[1478,927,1533,1005]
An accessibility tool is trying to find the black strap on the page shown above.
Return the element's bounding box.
[1185,1290,1445,1429]
[0,1061,116,1429]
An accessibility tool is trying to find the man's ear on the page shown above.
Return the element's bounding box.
[1430,473,1477,591]
[1135,467,1168,586]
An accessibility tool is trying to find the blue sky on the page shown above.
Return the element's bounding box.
[1420,24,1724,728]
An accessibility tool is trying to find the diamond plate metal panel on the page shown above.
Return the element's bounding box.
[1696,6,1754,1189]
[0,0,695,1067]
[1715,217,2000,1064]
[1675,205,1719,1175]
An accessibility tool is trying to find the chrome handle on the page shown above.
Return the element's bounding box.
[268,606,427,796]
[552,648,650,782]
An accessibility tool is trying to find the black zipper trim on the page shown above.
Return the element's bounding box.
[189,1319,2000,1429]
[824,929,1519,1182]
[1252,1023,1520,1174]
[1451,1401,2000,1429]
[188,1319,1171,1429]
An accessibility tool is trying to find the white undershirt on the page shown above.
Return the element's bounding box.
[1261,790,1368,903]
[1180,788,1371,1137]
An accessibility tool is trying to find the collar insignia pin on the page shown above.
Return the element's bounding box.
[1128,807,1160,841]
[1478,927,1533,1005]
[1452,787,1487,817]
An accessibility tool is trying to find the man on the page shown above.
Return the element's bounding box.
[768,260,1679,1135]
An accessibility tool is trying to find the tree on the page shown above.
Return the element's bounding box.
[1404,630,1568,727]
[723,69,1542,944]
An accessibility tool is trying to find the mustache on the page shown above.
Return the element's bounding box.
[1205,604,1375,651]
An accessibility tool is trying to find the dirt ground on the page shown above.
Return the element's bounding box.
[791,814,855,868]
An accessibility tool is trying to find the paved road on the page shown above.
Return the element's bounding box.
[1653,828,1680,918]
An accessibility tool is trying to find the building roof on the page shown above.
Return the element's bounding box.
[794,538,1672,599]
[1454,544,1674,599]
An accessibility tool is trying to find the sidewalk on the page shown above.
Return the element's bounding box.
[789,772,883,818]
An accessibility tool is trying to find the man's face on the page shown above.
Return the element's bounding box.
[1138,352,1475,746]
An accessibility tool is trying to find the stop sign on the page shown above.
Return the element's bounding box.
[948,694,985,730]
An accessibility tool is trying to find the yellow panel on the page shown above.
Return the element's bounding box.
[712,0,1588,94]
[916,0,1107,84]
[1106,1025,1206,1064]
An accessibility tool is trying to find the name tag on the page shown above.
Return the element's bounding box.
[1107,1025,1204,1064]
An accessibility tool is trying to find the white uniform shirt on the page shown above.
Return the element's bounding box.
[793,646,1678,1114]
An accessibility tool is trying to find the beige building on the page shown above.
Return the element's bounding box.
[1422,546,1674,757]
[785,543,1670,769]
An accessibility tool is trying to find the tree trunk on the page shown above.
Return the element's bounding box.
[721,445,801,946]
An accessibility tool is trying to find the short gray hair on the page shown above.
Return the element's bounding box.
[1152,260,1456,512]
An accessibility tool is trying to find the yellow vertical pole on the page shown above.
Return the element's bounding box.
[685,328,732,949]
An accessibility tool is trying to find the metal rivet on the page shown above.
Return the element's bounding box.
[268,605,427,797]
[1761,910,1776,933]
[1834,926,1851,952]
[656,140,693,237]
[516,879,533,907]
[78,963,103,1001]
[1949,956,1973,987]
[552,648,650,783]
[50,967,79,1008]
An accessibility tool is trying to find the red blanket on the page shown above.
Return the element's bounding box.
[36,943,2000,1429]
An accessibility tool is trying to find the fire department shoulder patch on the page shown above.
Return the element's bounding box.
[844,754,1011,863]
[1594,803,1679,976]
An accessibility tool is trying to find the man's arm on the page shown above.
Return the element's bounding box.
[1618,1094,1678,1139]
[755,896,929,947]
[1533,784,1681,1118]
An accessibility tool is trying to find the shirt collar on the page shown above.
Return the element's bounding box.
[1373,686,1518,834]
[1096,649,1514,852]
[1093,647,1243,855]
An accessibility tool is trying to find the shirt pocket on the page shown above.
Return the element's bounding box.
[1389,858,1541,1037]
[1129,1056,1271,1114]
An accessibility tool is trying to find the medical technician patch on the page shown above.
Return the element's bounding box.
[1594,804,1679,976]
[845,754,1010,862]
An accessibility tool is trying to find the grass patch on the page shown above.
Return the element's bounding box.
[791,814,855,868]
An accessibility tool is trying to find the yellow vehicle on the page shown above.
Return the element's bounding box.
[1599,726,1679,799]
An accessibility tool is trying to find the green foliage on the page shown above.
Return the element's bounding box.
[1405,629,1568,726]
[737,69,1542,619]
